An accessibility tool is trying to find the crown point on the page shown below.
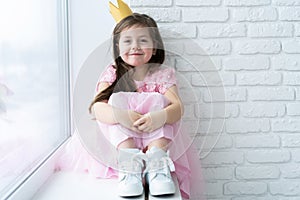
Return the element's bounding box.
[109,0,133,23]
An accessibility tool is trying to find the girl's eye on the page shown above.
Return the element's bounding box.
[140,39,148,43]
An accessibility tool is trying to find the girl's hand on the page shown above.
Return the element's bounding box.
[114,108,143,133]
[133,110,167,133]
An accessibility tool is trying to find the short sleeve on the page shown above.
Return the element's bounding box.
[95,64,116,93]
[98,64,117,84]
[156,67,177,94]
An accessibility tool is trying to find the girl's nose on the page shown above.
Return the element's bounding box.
[132,46,141,50]
[131,41,141,50]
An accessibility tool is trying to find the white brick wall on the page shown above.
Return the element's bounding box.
[132,0,300,199]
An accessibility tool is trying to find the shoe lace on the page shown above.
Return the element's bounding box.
[119,153,148,182]
[143,155,175,180]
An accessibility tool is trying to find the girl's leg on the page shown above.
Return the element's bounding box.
[117,138,136,149]
[146,138,176,196]
[147,137,170,151]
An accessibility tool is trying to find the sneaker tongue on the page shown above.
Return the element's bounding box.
[148,146,167,159]
[118,148,140,163]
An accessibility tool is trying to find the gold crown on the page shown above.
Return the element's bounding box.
[109,0,133,23]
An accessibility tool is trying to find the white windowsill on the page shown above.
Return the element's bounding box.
[31,171,143,200]
[5,139,70,200]
[32,171,182,200]
[6,137,182,200]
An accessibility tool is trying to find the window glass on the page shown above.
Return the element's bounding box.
[0,0,70,196]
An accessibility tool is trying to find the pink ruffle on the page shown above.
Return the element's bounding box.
[97,65,177,94]
[56,92,205,199]
[55,133,118,179]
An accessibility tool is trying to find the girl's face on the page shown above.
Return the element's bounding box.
[118,26,155,67]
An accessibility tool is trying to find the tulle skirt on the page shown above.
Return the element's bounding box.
[56,92,205,199]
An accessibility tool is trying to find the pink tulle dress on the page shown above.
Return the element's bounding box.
[56,65,205,199]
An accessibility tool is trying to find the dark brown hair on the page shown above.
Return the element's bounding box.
[89,13,165,112]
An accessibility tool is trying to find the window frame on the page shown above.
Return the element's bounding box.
[2,0,71,199]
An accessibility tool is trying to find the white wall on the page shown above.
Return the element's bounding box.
[70,0,300,199]
[69,0,116,80]
[132,0,300,199]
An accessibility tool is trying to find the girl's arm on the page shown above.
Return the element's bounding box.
[93,101,118,124]
[133,85,184,132]
[91,82,117,124]
[163,85,184,124]
[91,82,142,132]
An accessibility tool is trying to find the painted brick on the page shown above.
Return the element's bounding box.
[201,151,244,165]
[176,57,222,72]
[198,24,246,38]
[273,0,300,6]
[163,55,176,66]
[164,41,185,55]
[296,24,300,36]
[204,182,224,196]
[176,0,221,6]
[191,72,235,86]
[224,181,267,195]
[230,195,299,200]
[185,40,231,56]
[233,7,277,22]
[237,72,282,86]
[279,7,300,21]
[134,8,181,22]
[195,103,239,119]
[235,134,280,148]
[248,23,293,38]
[203,88,247,102]
[282,39,300,53]
[179,88,201,103]
[183,120,202,137]
[297,87,300,100]
[232,197,300,200]
[240,102,285,118]
[281,134,300,147]
[203,167,233,180]
[284,72,300,85]
[196,135,233,150]
[287,103,300,116]
[177,73,193,89]
[132,1,300,199]
[281,164,300,178]
[225,0,271,6]
[235,165,280,179]
[223,56,269,71]
[270,181,300,195]
[273,119,300,132]
[248,87,295,101]
[130,0,172,7]
[246,149,291,163]
[198,118,226,134]
[291,149,300,162]
[182,104,196,120]
[159,24,197,38]
[226,118,270,134]
[272,55,300,71]
[235,40,281,54]
[183,8,229,22]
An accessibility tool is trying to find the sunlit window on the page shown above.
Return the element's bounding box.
[0,0,70,197]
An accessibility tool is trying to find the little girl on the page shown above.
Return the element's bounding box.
[89,13,204,199]
[57,12,205,200]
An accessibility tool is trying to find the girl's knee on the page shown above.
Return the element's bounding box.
[108,92,128,108]
[143,93,169,110]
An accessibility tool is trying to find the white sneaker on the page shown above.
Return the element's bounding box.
[145,146,176,196]
[118,148,146,197]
